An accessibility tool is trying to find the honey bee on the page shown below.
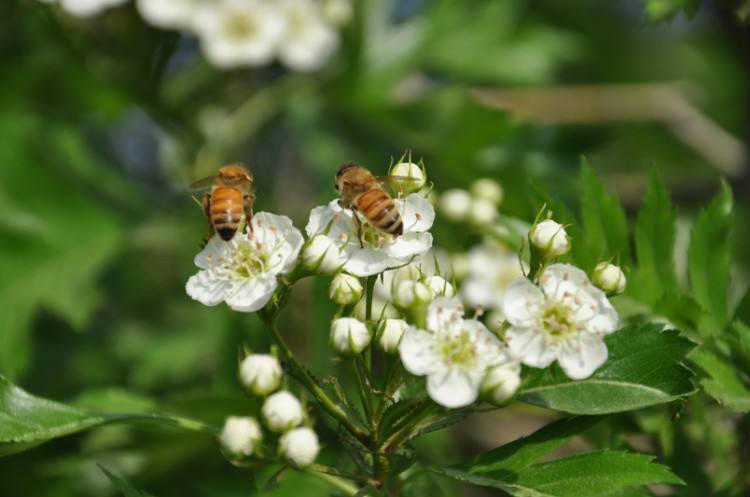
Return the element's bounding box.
[335,163,404,245]
[190,164,255,242]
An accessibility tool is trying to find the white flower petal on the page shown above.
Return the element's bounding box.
[194,235,234,269]
[539,264,589,300]
[384,232,433,260]
[343,247,390,277]
[505,326,557,368]
[426,297,464,333]
[225,275,278,312]
[400,194,435,233]
[426,367,483,408]
[502,278,544,327]
[251,212,304,274]
[558,335,608,379]
[399,327,440,376]
[186,270,232,306]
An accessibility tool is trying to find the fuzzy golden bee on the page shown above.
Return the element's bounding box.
[335,163,404,242]
[190,164,255,241]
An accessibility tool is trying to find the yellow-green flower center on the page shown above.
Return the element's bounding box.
[225,14,258,40]
[229,242,268,278]
[539,302,575,337]
[439,331,476,366]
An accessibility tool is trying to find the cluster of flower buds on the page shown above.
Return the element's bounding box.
[218,352,320,467]
[438,178,503,227]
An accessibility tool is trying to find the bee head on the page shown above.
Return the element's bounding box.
[219,164,252,185]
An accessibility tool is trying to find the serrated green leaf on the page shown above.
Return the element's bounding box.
[518,324,695,414]
[579,160,630,268]
[688,181,733,337]
[689,347,750,412]
[0,376,217,456]
[435,450,682,497]
[99,466,156,497]
[630,171,677,306]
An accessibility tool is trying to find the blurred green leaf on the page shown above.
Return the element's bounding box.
[100,465,156,497]
[642,0,701,21]
[688,181,733,337]
[690,347,750,412]
[519,324,695,414]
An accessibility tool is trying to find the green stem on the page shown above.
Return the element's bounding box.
[305,468,360,496]
[364,275,376,322]
[106,413,220,436]
[261,316,369,445]
[354,358,375,429]
[381,400,439,452]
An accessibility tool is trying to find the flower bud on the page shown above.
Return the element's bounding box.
[390,161,426,193]
[471,178,503,205]
[219,416,262,456]
[377,319,408,353]
[239,354,282,396]
[330,318,372,355]
[262,391,304,432]
[329,273,363,306]
[279,427,320,467]
[468,198,498,226]
[439,189,472,222]
[592,262,626,294]
[394,280,432,308]
[529,219,570,258]
[302,235,345,273]
[423,275,455,297]
[481,365,521,405]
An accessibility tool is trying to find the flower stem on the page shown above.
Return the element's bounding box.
[304,467,360,496]
[354,359,375,428]
[381,400,439,452]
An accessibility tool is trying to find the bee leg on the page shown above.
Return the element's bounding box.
[352,213,364,248]
[199,193,213,247]
[243,194,255,236]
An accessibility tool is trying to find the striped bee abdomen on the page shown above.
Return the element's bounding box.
[357,189,403,236]
[210,186,244,240]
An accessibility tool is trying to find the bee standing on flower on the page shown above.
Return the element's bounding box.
[190,164,256,241]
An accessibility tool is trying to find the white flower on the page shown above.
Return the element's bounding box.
[277,0,338,71]
[399,297,517,408]
[390,161,426,193]
[54,0,127,17]
[305,193,434,277]
[239,354,282,396]
[424,275,455,297]
[262,391,304,432]
[136,0,201,29]
[303,234,346,273]
[439,189,472,222]
[503,264,619,380]
[471,178,503,205]
[219,416,262,456]
[279,427,320,467]
[321,0,352,25]
[377,318,408,353]
[481,364,521,405]
[192,0,283,68]
[329,273,363,306]
[468,198,498,226]
[393,280,432,308]
[186,212,303,313]
[461,244,527,312]
[330,317,371,354]
[529,219,570,258]
[592,262,627,295]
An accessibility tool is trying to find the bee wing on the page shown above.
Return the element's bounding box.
[187,175,216,191]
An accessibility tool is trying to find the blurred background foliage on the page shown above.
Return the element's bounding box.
[0,0,748,495]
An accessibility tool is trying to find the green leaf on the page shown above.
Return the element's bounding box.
[688,181,733,337]
[436,451,682,497]
[689,347,750,412]
[519,324,695,414]
[630,171,677,306]
[579,160,630,268]
[0,375,218,456]
[642,0,701,21]
[99,466,156,497]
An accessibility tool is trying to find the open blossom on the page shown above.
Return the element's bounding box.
[399,297,518,408]
[186,212,303,313]
[42,0,128,17]
[277,0,339,71]
[503,264,619,380]
[461,244,527,313]
[305,193,435,277]
[136,0,202,29]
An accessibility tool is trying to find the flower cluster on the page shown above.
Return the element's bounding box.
[38,0,349,71]
[438,178,503,227]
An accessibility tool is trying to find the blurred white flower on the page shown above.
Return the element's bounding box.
[279,427,320,467]
[262,391,304,432]
[330,317,371,354]
[377,318,408,353]
[136,0,201,29]
[461,245,526,312]
[186,212,303,313]
[424,275,455,298]
[329,273,363,306]
[240,354,282,396]
[390,161,427,193]
[399,297,517,408]
[219,416,262,456]
[321,0,352,25]
[439,189,472,222]
[303,234,346,273]
[481,364,521,405]
[503,264,619,380]
[592,262,627,295]
[47,0,128,17]
[471,178,503,205]
[393,279,432,308]
[306,193,434,277]
[277,0,339,71]
[529,219,570,258]
[192,0,284,68]
[468,198,498,226]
